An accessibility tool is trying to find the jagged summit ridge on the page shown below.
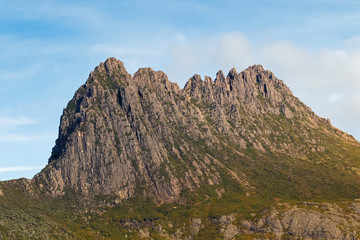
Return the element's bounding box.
[4,57,360,240]
[184,62,297,118]
[34,57,359,204]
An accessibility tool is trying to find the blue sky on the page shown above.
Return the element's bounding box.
[1,0,360,180]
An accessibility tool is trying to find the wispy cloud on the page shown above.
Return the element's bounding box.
[327,93,344,103]
[0,116,37,130]
[0,63,43,82]
[166,32,360,140]
[168,32,254,86]
[258,38,360,141]
[0,134,48,142]
[0,166,42,173]
[0,116,50,142]
[1,1,105,29]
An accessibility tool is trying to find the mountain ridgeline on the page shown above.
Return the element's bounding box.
[34,57,360,203]
[2,57,360,239]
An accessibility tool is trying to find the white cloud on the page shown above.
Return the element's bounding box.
[217,32,254,68]
[0,166,42,173]
[258,39,360,141]
[0,116,49,142]
[260,41,360,90]
[168,32,254,86]
[0,63,42,82]
[172,32,253,69]
[0,134,47,142]
[90,31,360,141]
[327,93,343,103]
[88,30,189,75]
[2,1,105,30]
[166,32,360,140]
[0,116,37,130]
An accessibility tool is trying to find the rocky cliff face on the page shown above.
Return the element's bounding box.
[3,57,360,239]
[34,57,360,205]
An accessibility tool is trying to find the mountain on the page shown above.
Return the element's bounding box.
[1,57,360,239]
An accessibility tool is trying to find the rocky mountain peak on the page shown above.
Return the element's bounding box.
[133,67,179,92]
[102,57,128,75]
[4,57,360,240]
[34,57,359,205]
[214,70,226,84]
[183,74,203,93]
[228,67,238,78]
[246,64,265,73]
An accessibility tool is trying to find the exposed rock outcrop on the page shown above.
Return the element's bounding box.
[33,57,360,206]
[241,202,360,239]
[2,57,360,239]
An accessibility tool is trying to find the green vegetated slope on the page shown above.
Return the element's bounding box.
[1,57,360,239]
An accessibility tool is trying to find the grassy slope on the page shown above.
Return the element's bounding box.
[1,99,360,239]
